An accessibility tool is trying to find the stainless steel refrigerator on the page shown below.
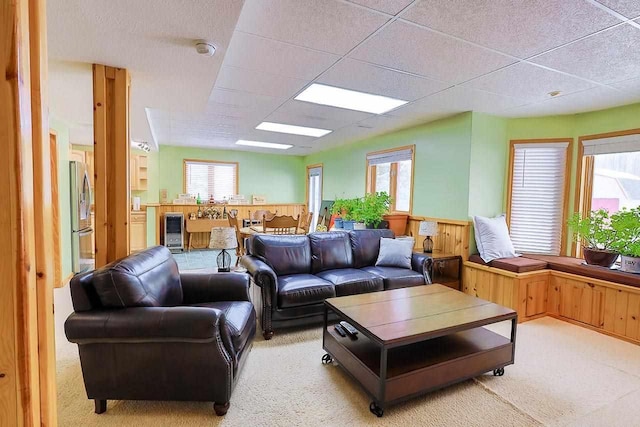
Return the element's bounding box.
[70,160,94,273]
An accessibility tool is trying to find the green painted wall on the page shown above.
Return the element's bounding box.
[158,145,306,203]
[304,113,474,220]
[468,113,509,218]
[51,118,73,280]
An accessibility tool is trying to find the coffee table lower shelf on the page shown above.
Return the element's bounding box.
[322,325,514,414]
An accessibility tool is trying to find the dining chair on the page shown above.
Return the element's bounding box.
[263,214,300,235]
[227,211,244,266]
[248,209,276,225]
[299,211,313,234]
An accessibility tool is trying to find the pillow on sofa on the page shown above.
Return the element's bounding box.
[473,214,518,263]
[375,237,414,269]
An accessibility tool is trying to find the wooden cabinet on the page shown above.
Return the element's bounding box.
[548,276,605,328]
[130,154,148,191]
[429,252,461,290]
[130,211,147,252]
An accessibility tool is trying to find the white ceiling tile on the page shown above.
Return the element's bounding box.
[318,59,451,101]
[267,99,373,130]
[596,0,640,18]
[463,62,597,103]
[223,32,340,80]
[347,0,413,15]
[402,0,620,58]
[395,86,527,118]
[206,88,285,119]
[235,0,389,55]
[610,77,640,94]
[500,86,640,117]
[532,25,640,84]
[350,21,515,83]
[215,66,309,98]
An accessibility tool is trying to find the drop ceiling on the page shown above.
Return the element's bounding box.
[47,0,640,155]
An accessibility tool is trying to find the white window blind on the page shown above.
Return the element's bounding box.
[184,161,237,200]
[366,147,413,165]
[583,134,640,155]
[509,142,568,255]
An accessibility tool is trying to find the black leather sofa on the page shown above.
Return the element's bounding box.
[241,229,432,340]
[64,246,255,416]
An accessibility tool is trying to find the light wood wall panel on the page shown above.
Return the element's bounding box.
[406,216,471,259]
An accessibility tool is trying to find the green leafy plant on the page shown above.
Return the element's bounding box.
[610,207,640,257]
[351,192,392,227]
[331,198,350,217]
[567,209,618,251]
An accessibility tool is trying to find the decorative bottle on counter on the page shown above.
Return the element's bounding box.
[197,206,203,218]
[223,206,227,219]
[196,193,202,204]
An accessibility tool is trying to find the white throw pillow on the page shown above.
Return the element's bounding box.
[473,214,518,262]
[375,237,415,269]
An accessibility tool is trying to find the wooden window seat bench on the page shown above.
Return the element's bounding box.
[463,254,640,345]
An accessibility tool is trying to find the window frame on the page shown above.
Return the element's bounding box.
[506,138,573,255]
[182,158,239,199]
[365,144,415,214]
[573,128,640,256]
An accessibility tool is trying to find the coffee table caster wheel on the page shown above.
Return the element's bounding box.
[369,402,384,417]
[321,354,333,364]
[493,367,505,376]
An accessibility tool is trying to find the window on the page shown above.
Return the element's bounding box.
[183,160,238,200]
[366,145,414,213]
[576,131,640,254]
[507,140,571,255]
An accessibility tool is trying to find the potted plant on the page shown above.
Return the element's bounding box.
[352,192,391,229]
[611,207,640,273]
[331,198,349,229]
[338,198,358,230]
[567,209,619,267]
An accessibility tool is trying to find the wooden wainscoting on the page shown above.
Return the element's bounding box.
[406,216,471,259]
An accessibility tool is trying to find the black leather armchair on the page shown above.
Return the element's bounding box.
[65,246,255,416]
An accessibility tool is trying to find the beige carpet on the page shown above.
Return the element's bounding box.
[55,289,640,426]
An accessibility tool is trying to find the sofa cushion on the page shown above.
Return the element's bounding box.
[315,268,384,297]
[277,274,335,308]
[250,234,311,276]
[92,245,182,308]
[191,301,255,354]
[349,229,395,268]
[309,231,353,274]
[375,237,414,269]
[361,266,425,290]
[469,253,547,273]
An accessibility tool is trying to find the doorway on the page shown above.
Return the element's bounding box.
[307,164,323,232]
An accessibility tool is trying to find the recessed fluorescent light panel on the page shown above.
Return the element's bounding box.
[236,139,292,150]
[256,121,332,137]
[294,83,408,114]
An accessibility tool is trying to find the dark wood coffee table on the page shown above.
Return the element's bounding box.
[322,284,517,417]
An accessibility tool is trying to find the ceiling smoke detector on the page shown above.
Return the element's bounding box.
[195,40,216,57]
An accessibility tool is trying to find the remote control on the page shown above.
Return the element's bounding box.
[339,321,359,337]
[334,324,347,337]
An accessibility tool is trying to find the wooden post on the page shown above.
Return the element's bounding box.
[93,64,131,267]
[29,0,57,424]
[1,0,45,424]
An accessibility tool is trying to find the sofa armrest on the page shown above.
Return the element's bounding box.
[240,256,278,295]
[411,252,433,284]
[64,306,225,344]
[181,272,251,304]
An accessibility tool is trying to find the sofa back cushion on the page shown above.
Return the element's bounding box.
[349,229,395,268]
[250,234,311,276]
[309,231,353,274]
[92,245,183,308]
